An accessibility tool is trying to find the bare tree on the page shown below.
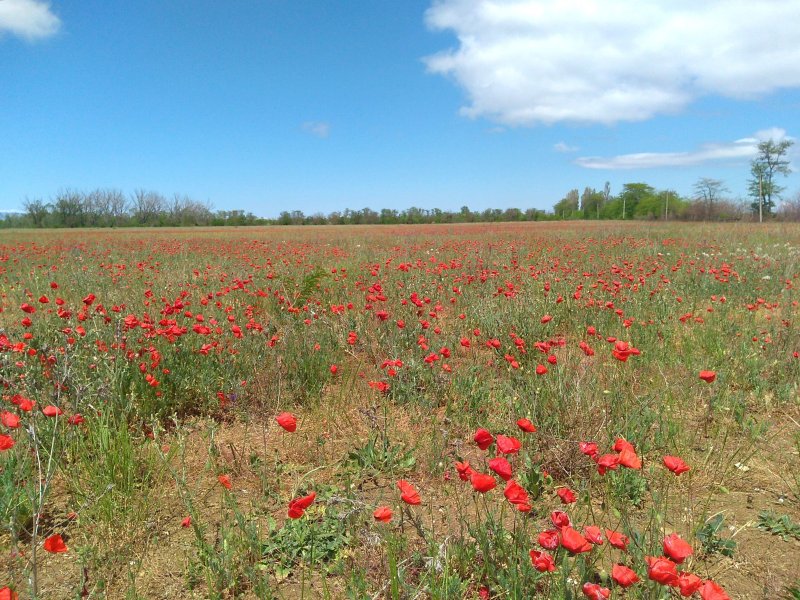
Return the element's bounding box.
[692,178,729,219]
[131,189,166,225]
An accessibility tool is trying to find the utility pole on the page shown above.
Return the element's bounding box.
[758,172,764,224]
[665,191,669,220]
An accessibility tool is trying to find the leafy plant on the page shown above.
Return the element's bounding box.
[696,513,737,557]
[346,432,416,476]
[756,511,800,541]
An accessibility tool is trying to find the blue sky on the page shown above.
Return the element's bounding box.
[1,0,799,218]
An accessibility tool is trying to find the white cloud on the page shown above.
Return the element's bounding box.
[554,141,578,153]
[575,129,792,170]
[0,0,60,40]
[301,121,330,138]
[424,0,800,126]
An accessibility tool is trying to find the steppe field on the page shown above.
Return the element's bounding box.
[1,221,799,599]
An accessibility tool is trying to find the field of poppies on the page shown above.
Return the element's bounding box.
[1,221,799,599]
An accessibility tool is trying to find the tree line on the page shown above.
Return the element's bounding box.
[2,139,796,228]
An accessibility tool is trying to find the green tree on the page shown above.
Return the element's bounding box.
[619,183,656,219]
[748,139,793,220]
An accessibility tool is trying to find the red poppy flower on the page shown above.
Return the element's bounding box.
[288,491,316,518]
[82,293,96,306]
[556,486,577,504]
[373,506,393,522]
[612,438,634,453]
[645,556,679,586]
[470,472,497,493]
[535,364,548,375]
[529,549,556,572]
[181,516,192,528]
[550,510,571,528]
[677,572,703,596]
[584,525,603,545]
[495,435,521,454]
[516,418,536,433]
[582,582,610,599]
[538,529,560,550]
[663,533,693,564]
[618,446,642,470]
[42,405,64,417]
[596,453,620,474]
[276,412,297,432]
[20,303,36,314]
[663,455,690,475]
[0,434,15,451]
[699,370,717,383]
[1,411,20,429]
[605,529,629,551]
[218,474,232,489]
[43,534,68,553]
[473,428,494,450]
[0,586,19,600]
[503,480,531,511]
[611,564,640,588]
[560,526,592,554]
[397,480,421,505]
[579,441,598,458]
[699,580,730,600]
[488,456,512,481]
[455,461,475,481]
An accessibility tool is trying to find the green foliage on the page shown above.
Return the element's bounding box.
[756,511,800,541]
[696,514,737,558]
[346,432,416,476]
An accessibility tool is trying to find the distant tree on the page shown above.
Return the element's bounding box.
[692,178,729,219]
[619,183,656,219]
[132,189,167,225]
[23,197,49,227]
[748,139,793,221]
[52,188,86,228]
[553,189,579,219]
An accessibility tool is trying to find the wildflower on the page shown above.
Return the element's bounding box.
[43,534,68,553]
[42,405,64,417]
[584,525,603,545]
[473,428,494,450]
[663,455,690,475]
[1,411,20,429]
[470,472,497,493]
[503,480,531,512]
[0,587,19,600]
[538,529,560,550]
[488,456,512,481]
[516,418,536,433]
[596,453,620,475]
[529,549,556,572]
[397,480,421,505]
[677,572,703,596]
[645,556,679,586]
[218,474,232,489]
[550,510,571,528]
[560,526,592,554]
[181,516,192,528]
[556,487,577,504]
[496,435,521,454]
[605,529,630,551]
[276,412,297,432]
[455,461,475,481]
[663,533,693,564]
[0,434,15,451]
[579,441,598,458]
[288,491,316,518]
[699,580,730,600]
[611,564,640,588]
[699,370,717,383]
[373,506,393,522]
[582,582,610,599]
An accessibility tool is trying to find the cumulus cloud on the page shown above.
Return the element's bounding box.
[575,129,792,169]
[301,121,330,138]
[424,0,800,126]
[0,0,60,40]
